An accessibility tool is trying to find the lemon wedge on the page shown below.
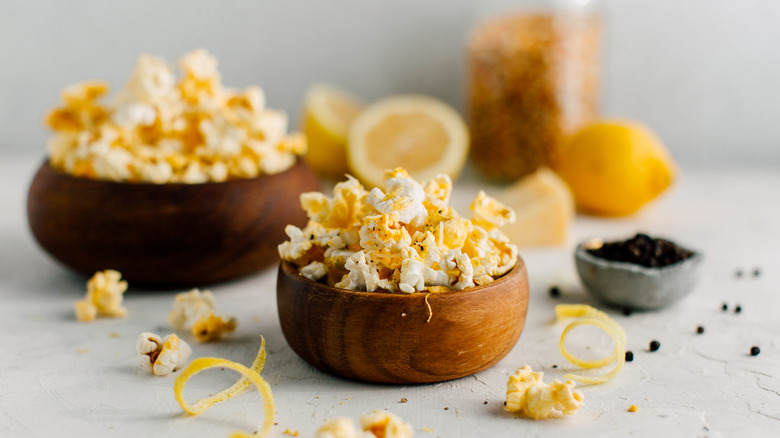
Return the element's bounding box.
[347,95,469,188]
[302,84,364,178]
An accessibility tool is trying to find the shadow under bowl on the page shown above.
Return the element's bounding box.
[575,241,703,310]
[27,160,319,286]
[276,259,529,384]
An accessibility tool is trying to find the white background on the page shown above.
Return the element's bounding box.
[1,0,779,165]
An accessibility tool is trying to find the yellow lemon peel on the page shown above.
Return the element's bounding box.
[424,292,433,323]
[555,304,626,385]
[174,337,274,437]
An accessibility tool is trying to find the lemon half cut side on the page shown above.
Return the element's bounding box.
[347,95,469,188]
[302,83,364,178]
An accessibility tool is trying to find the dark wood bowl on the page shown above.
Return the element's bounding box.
[276,259,529,384]
[27,160,319,286]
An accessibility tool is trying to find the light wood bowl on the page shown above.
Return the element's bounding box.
[276,259,529,384]
[27,160,319,286]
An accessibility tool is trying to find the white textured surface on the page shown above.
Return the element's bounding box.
[1,156,779,437]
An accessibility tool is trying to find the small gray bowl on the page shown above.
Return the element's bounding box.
[575,238,703,310]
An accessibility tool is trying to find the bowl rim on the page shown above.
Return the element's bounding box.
[38,157,308,187]
[278,257,526,299]
[575,238,703,276]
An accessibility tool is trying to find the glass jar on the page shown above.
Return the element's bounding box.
[467,0,603,182]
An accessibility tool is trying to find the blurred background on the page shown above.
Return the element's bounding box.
[1,0,779,165]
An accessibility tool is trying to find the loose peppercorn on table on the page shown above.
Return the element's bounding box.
[1,155,779,437]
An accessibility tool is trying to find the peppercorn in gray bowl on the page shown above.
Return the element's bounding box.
[575,234,703,310]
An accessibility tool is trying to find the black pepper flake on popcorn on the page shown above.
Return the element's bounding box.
[625,351,634,362]
[696,326,705,334]
[734,305,742,314]
[721,303,729,312]
[750,346,761,356]
[549,286,561,298]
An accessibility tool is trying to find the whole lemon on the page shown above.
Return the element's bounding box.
[554,120,676,216]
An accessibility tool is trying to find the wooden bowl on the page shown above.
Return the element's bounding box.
[276,259,529,384]
[27,160,319,286]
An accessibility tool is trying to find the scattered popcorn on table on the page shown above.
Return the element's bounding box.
[279,168,517,293]
[74,269,128,322]
[505,365,583,419]
[136,332,192,376]
[316,411,413,438]
[169,288,237,342]
[44,49,306,183]
[191,314,237,342]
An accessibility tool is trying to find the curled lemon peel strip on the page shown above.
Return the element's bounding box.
[555,304,626,385]
[424,292,433,323]
[174,337,274,438]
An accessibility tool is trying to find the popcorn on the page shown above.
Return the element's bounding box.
[44,49,305,183]
[280,167,518,293]
[169,288,216,330]
[316,411,413,438]
[74,269,128,322]
[191,314,237,342]
[505,365,584,419]
[169,288,237,342]
[136,332,192,376]
[360,411,414,438]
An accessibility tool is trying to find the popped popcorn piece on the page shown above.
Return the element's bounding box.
[169,288,217,330]
[279,167,518,294]
[191,314,237,342]
[74,269,128,322]
[300,261,328,281]
[470,190,516,230]
[136,332,192,376]
[316,411,413,438]
[505,365,583,419]
[44,49,305,183]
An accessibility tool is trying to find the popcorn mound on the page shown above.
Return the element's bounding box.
[45,49,305,183]
[279,168,518,293]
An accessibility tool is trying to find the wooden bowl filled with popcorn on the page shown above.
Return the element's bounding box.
[276,169,529,383]
[27,50,319,285]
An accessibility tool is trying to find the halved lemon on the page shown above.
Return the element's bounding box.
[301,83,364,178]
[347,95,469,188]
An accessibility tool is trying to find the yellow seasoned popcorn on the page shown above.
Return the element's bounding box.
[44,49,306,183]
[316,411,413,438]
[74,269,128,322]
[191,314,237,342]
[505,365,583,419]
[279,168,518,293]
[136,332,192,376]
[169,288,217,330]
[169,288,237,342]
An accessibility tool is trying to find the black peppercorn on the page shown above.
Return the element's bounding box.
[696,326,705,334]
[750,346,760,356]
[734,305,742,314]
[625,351,634,362]
[721,303,728,312]
[549,286,561,298]
[649,340,661,352]
[753,268,761,277]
